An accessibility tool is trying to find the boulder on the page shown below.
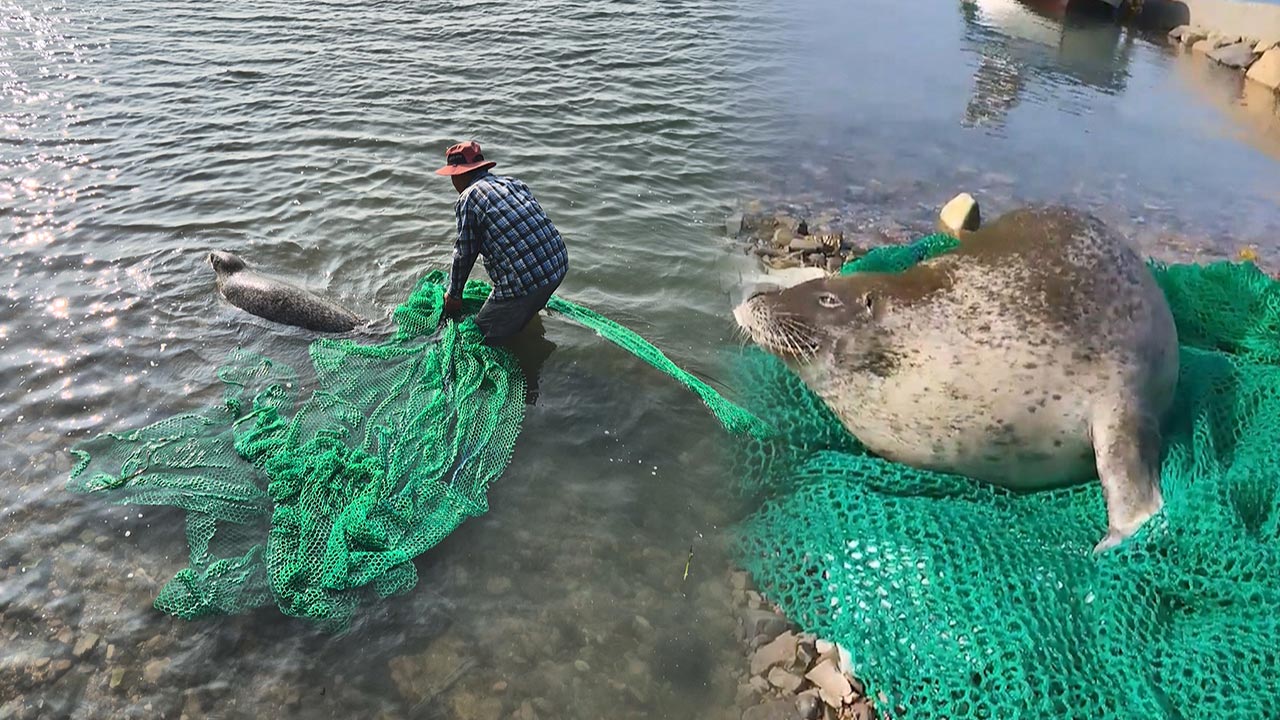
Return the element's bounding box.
[1208,42,1258,69]
[1247,48,1280,90]
[1181,29,1209,47]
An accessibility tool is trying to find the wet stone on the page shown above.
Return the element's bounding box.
[73,633,100,658]
[109,668,125,691]
[1209,42,1258,69]
[143,659,166,684]
[739,609,788,643]
[767,666,804,693]
[795,691,823,720]
[574,660,590,673]
[750,632,798,676]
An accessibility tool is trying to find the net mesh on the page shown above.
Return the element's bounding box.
[728,235,1280,719]
[66,236,1280,717]
[66,270,759,631]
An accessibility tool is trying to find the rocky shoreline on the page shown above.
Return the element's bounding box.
[727,569,882,720]
[1167,24,1280,90]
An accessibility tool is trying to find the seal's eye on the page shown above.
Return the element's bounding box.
[817,292,842,309]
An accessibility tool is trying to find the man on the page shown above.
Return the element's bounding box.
[435,140,569,346]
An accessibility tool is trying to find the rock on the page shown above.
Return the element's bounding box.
[632,615,652,635]
[803,253,824,267]
[804,660,853,708]
[143,659,165,684]
[815,639,834,655]
[742,699,802,720]
[109,668,125,691]
[749,675,771,694]
[772,227,795,247]
[824,256,843,273]
[1209,41,1258,69]
[56,627,73,645]
[1167,24,1189,42]
[795,691,823,720]
[451,691,502,720]
[739,608,789,642]
[796,638,818,668]
[1181,28,1209,46]
[516,700,537,720]
[730,570,750,591]
[1247,48,1280,90]
[789,237,822,252]
[106,644,116,660]
[73,633,100,658]
[52,659,71,673]
[750,632,798,676]
[767,666,805,693]
[574,659,590,673]
[1191,38,1215,54]
[34,657,50,668]
[1256,38,1280,53]
[491,680,508,692]
[939,192,980,235]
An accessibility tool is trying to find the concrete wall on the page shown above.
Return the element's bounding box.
[1139,0,1280,37]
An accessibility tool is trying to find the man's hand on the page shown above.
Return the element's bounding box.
[443,293,463,318]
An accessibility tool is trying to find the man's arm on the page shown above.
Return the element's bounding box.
[447,193,482,301]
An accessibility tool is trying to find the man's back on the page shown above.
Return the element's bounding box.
[451,172,568,300]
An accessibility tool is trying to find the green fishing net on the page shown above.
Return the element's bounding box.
[729,235,1280,719]
[66,269,759,631]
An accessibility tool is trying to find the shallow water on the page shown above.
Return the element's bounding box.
[2,0,1279,718]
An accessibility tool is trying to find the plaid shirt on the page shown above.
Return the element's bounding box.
[447,171,568,300]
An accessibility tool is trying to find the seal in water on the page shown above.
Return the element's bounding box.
[733,205,1179,553]
[208,251,362,333]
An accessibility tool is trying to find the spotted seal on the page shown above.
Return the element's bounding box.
[733,205,1179,553]
[208,251,362,333]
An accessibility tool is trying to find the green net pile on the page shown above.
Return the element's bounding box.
[729,235,1280,719]
[67,269,760,631]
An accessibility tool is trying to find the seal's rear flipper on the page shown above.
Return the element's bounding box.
[1090,400,1165,553]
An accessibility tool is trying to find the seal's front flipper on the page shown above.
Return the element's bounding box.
[1090,401,1165,554]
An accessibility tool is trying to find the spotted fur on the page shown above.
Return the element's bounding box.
[733,205,1179,552]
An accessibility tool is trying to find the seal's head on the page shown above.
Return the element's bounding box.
[733,276,883,368]
[208,251,247,276]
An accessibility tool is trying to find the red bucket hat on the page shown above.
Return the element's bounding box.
[434,140,497,176]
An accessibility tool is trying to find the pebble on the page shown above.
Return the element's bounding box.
[739,609,788,643]
[573,660,590,673]
[109,668,125,690]
[632,615,652,634]
[34,657,50,669]
[492,680,508,692]
[730,571,750,591]
[815,639,834,655]
[52,659,71,673]
[516,700,537,720]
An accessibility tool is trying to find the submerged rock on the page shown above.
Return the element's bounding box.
[742,698,803,720]
[750,632,798,676]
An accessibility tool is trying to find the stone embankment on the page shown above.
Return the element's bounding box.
[1166,24,1280,90]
